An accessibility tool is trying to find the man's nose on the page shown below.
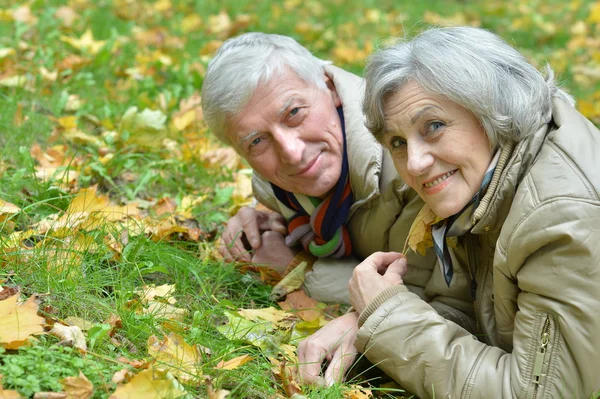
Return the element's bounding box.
[406,140,434,176]
[274,127,304,164]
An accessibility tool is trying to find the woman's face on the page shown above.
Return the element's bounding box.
[382,81,494,218]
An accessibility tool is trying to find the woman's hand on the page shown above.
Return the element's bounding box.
[349,252,407,315]
[297,312,359,386]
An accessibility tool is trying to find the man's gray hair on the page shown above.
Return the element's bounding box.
[201,32,331,145]
[363,26,574,147]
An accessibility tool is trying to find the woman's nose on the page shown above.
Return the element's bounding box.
[406,140,434,176]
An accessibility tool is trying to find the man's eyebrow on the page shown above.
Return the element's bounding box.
[410,105,438,124]
[278,97,295,117]
[238,130,260,147]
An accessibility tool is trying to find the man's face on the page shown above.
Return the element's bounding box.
[225,69,344,198]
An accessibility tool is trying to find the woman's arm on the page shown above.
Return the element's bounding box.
[355,199,600,398]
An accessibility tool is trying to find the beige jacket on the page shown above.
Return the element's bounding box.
[355,97,600,398]
[253,66,474,327]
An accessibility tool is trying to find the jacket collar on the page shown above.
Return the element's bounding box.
[325,65,383,209]
[470,98,575,234]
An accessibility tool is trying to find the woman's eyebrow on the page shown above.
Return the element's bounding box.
[410,105,440,124]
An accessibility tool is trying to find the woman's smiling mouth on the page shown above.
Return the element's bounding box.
[423,170,457,188]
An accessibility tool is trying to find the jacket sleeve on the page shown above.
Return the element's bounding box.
[355,199,600,399]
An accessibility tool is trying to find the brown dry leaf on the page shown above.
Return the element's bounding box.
[60,29,106,55]
[0,292,45,349]
[109,369,187,399]
[60,371,93,399]
[147,333,203,384]
[215,354,254,370]
[0,286,20,301]
[269,261,309,301]
[403,204,443,256]
[49,324,87,351]
[279,359,302,397]
[205,376,230,399]
[111,369,135,384]
[278,290,321,322]
[343,386,373,399]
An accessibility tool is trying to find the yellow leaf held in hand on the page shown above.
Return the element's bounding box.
[0,292,45,349]
[403,204,443,256]
[60,371,93,399]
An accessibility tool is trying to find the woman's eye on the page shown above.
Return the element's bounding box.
[250,137,262,147]
[390,136,406,149]
[290,107,300,116]
[425,121,445,136]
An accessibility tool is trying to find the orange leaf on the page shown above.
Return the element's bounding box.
[278,290,321,322]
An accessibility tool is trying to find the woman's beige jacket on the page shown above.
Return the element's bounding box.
[355,97,600,398]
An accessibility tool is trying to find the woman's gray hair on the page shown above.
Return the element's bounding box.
[201,32,330,145]
[363,26,575,147]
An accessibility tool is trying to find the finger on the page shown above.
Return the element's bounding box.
[324,348,356,386]
[223,229,252,262]
[298,342,328,384]
[269,213,288,235]
[355,252,403,275]
[239,210,262,248]
[383,257,408,283]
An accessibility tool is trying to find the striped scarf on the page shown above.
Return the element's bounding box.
[432,150,500,288]
[270,107,353,258]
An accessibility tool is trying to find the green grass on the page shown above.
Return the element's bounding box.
[1,0,599,397]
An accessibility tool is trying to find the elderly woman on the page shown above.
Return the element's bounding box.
[298,26,600,397]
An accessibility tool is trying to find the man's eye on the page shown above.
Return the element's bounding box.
[290,107,299,116]
[390,136,406,149]
[250,137,262,147]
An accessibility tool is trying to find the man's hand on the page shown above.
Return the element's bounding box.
[219,206,287,262]
[348,252,407,315]
[251,231,297,274]
[298,312,359,386]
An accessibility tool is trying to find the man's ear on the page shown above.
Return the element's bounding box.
[324,74,342,108]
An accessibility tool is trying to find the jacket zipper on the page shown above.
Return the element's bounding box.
[528,316,551,399]
[465,235,478,302]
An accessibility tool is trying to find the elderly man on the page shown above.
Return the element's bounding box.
[201,33,471,384]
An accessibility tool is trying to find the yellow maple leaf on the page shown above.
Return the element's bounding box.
[60,29,106,55]
[237,307,294,327]
[109,369,187,399]
[60,371,93,399]
[147,333,203,384]
[0,292,46,349]
[403,204,443,256]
